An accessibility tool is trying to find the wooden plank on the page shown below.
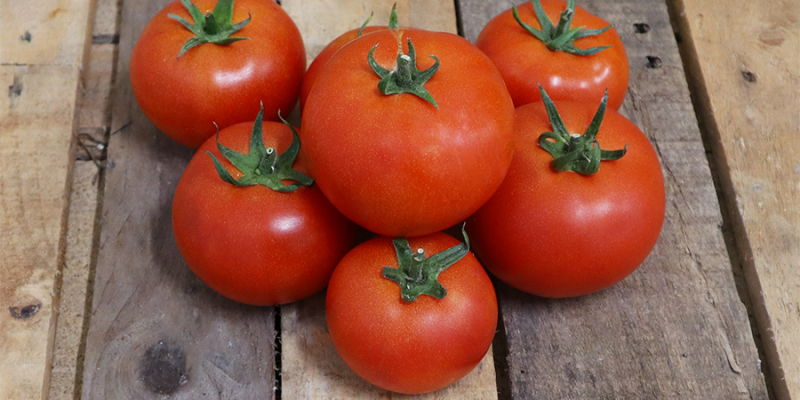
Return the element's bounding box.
[0,0,93,398]
[668,1,800,398]
[49,0,122,395]
[79,0,276,398]
[458,0,769,398]
[280,0,495,397]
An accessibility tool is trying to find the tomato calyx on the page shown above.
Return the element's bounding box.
[368,37,440,108]
[513,0,612,56]
[358,3,400,36]
[207,106,313,192]
[536,85,627,175]
[382,226,470,303]
[168,0,251,59]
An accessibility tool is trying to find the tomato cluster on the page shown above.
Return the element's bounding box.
[132,0,664,395]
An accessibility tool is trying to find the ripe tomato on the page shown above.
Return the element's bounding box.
[300,6,401,110]
[326,232,497,394]
[172,115,357,306]
[467,94,665,298]
[476,0,629,110]
[130,0,306,149]
[302,28,515,237]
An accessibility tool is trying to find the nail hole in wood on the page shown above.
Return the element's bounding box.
[140,340,187,395]
[742,70,757,83]
[9,303,41,319]
[20,31,31,42]
[8,75,23,99]
[633,23,650,34]
[646,56,662,69]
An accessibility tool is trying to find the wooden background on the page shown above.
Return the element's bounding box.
[0,0,796,399]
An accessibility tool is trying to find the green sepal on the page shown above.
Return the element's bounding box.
[167,0,251,59]
[368,38,440,108]
[207,106,314,192]
[382,225,470,303]
[512,0,612,56]
[536,85,626,175]
[358,4,399,37]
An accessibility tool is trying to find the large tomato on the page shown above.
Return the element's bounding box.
[476,0,629,110]
[326,232,497,394]
[467,93,665,298]
[172,113,357,305]
[130,0,306,149]
[302,28,515,237]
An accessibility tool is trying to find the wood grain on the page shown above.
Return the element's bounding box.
[669,0,800,398]
[457,0,770,398]
[0,0,93,398]
[79,0,276,398]
[49,0,122,395]
[280,0,493,397]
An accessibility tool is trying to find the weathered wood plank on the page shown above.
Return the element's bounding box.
[668,1,799,398]
[79,0,276,398]
[0,0,93,398]
[458,0,769,398]
[49,0,122,395]
[280,0,494,397]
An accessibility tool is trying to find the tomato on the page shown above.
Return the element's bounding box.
[476,0,629,110]
[467,92,665,298]
[302,28,515,237]
[326,231,497,394]
[172,112,357,305]
[130,0,306,149]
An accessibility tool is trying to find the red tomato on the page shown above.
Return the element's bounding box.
[467,99,665,298]
[476,0,629,110]
[326,232,497,394]
[130,0,306,149]
[172,119,357,305]
[300,26,387,110]
[302,28,515,237]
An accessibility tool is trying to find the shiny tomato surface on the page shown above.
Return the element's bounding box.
[172,121,357,305]
[130,0,306,148]
[326,233,497,394]
[468,100,665,298]
[302,28,515,237]
[476,0,629,110]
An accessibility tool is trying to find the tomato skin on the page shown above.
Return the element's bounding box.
[467,101,665,298]
[476,0,629,110]
[300,26,387,111]
[326,233,497,394]
[172,121,357,306]
[302,29,515,238]
[130,0,306,149]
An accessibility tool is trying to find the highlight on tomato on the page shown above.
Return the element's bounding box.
[467,87,665,298]
[172,106,358,306]
[326,228,497,394]
[476,0,629,110]
[301,28,515,238]
[130,0,306,149]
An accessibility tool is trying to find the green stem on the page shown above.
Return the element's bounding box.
[513,0,612,56]
[168,0,251,58]
[382,225,470,303]
[535,85,626,175]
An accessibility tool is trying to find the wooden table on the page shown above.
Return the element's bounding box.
[1,0,797,398]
